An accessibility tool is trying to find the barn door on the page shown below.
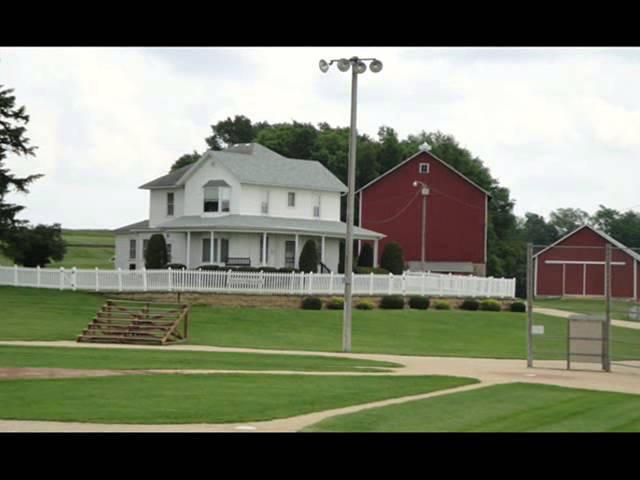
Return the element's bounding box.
[564,264,584,295]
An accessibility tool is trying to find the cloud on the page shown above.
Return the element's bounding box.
[0,47,639,229]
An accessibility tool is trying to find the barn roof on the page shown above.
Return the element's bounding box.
[532,224,640,263]
[355,148,492,197]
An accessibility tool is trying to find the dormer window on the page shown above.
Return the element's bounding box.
[203,180,230,213]
[419,163,430,174]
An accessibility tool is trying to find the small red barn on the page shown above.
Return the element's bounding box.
[357,147,490,276]
[534,225,640,300]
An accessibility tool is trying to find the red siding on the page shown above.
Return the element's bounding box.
[536,227,637,299]
[360,152,487,266]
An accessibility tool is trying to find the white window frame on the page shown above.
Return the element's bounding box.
[203,186,231,213]
[419,163,430,174]
[313,194,321,218]
[287,192,296,208]
[261,191,270,214]
[167,192,175,216]
[129,239,137,260]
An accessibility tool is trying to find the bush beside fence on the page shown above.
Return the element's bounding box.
[0,265,516,298]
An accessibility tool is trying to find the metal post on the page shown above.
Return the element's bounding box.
[343,63,358,353]
[604,243,612,372]
[526,242,533,368]
[421,194,426,271]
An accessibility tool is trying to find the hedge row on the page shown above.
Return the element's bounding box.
[301,296,526,312]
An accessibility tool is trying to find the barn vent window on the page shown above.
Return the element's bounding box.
[419,163,430,174]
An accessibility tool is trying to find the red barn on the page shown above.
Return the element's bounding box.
[357,147,490,276]
[534,225,640,300]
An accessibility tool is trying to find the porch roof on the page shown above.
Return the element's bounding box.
[114,215,384,240]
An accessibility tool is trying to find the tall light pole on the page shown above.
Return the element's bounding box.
[412,180,430,272]
[319,56,383,352]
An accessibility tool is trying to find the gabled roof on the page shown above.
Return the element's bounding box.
[112,219,149,233]
[532,224,640,263]
[355,149,491,197]
[139,143,348,193]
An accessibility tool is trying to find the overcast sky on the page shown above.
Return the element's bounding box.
[1,47,639,229]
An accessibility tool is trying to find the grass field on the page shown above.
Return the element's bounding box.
[0,374,475,424]
[0,345,399,372]
[304,383,640,432]
[0,229,115,269]
[3,286,640,359]
[535,297,639,320]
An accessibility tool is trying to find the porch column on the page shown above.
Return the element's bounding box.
[262,232,267,266]
[373,239,379,268]
[186,231,191,268]
[210,231,215,264]
[294,234,299,269]
[321,236,326,264]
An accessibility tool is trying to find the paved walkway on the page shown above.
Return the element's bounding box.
[534,307,640,330]
[1,340,639,432]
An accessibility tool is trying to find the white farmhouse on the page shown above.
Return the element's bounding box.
[114,143,384,271]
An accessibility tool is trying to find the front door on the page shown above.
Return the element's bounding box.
[285,241,296,269]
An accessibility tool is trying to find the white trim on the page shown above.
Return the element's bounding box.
[186,231,191,268]
[533,224,640,263]
[210,231,214,264]
[321,236,326,264]
[374,240,379,268]
[355,150,491,197]
[545,260,625,266]
[294,234,299,269]
[634,259,638,301]
[562,264,566,296]
[583,263,587,296]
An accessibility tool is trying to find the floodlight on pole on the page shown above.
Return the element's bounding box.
[318,56,383,353]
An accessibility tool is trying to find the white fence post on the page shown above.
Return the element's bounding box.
[59,267,65,290]
[308,272,313,294]
[388,273,393,295]
[369,272,374,296]
[168,267,173,292]
[421,272,426,296]
[260,270,264,295]
[71,267,77,291]
[14,265,18,286]
[117,268,123,292]
[329,271,334,295]
[299,272,304,295]
[95,267,99,292]
[142,267,148,292]
[37,265,41,288]
[402,272,406,296]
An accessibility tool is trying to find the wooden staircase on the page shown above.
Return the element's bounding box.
[77,299,190,345]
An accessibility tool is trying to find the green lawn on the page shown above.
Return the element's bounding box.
[535,297,639,321]
[2,286,640,360]
[0,374,475,424]
[304,383,640,432]
[0,229,115,269]
[0,345,399,372]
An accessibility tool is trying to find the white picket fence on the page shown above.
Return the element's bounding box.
[0,265,516,298]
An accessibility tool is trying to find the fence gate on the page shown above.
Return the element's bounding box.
[526,242,640,372]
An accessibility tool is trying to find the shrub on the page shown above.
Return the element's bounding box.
[354,266,390,274]
[409,295,431,310]
[301,297,322,310]
[380,242,405,275]
[379,295,405,309]
[480,299,502,312]
[408,296,430,310]
[299,240,319,273]
[510,301,526,313]
[326,297,344,310]
[165,263,187,270]
[197,264,223,271]
[459,299,480,311]
[357,243,374,267]
[434,300,451,310]
[0,223,67,267]
[278,267,300,273]
[356,300,375,310]
[145,234,168,269]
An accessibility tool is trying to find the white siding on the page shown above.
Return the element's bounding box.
[240,185,341,220]
[183,160,242,216]
[149,189,184,228]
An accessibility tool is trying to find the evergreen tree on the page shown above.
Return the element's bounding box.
[357,243,374,267]
[144,234,168,269]
[380,242,405,274]
[298,239,319,273]
[1,223,66,267]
